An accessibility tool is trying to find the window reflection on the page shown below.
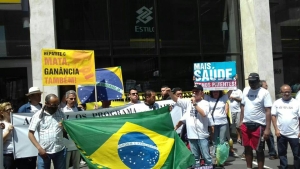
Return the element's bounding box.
[0,8,30,57]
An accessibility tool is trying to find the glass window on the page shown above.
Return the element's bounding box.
[114,57,159,91]
[55,0,109,55]
[111,0,156,55]
[158,0,200,55]
[0,9,30,57]
[200,0,240,54]
[270,0,300,94]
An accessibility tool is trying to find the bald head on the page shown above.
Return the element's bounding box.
[280,84,292,101]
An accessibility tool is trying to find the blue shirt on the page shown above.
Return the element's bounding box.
[18,102,42,113]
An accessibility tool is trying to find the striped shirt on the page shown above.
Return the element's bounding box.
[28,109,66,154]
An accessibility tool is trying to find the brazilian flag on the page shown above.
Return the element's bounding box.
[63,106,195,169]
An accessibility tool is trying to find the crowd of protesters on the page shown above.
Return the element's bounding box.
[1,72,300,169]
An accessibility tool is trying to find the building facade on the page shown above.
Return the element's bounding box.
[0,0,299,107]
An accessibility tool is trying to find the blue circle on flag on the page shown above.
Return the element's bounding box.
[95,68,123,101]
[118,132,159,168]
[77,68,123,103]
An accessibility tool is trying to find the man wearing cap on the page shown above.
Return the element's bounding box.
[240,73,273,169]
[167,85,212,167]
[16,87,43,169]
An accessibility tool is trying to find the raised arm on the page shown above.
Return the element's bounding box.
[166,88,178,102]
[2,123,13,142]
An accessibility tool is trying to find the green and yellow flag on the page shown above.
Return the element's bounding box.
[63,106,195,169]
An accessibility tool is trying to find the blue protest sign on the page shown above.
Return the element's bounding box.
[193,61,237,90]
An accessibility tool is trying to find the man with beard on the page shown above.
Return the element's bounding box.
[161,85,171,100]
[239,73,272,169]
[28,94,66,169]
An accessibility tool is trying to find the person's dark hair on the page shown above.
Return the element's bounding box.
[209,90,224,99]
[144,89,155,98]
[161,85,169,88]
[45,94,58,104]
[129,88,137,94]
[172,87,182,94]
[40,94,58,119]
[259,80,266,87]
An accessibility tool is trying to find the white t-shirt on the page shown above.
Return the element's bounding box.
[1,121,13,154]
[30,104,42,114]
[177,98,210,139]
[62,106,78,113]
[229,89,243,112]
[61,105,79,151]
[133,102,160,112]
[296,91,300,101]
[242,87,273,125]
[205,94,229,125]
[271,98,300,138]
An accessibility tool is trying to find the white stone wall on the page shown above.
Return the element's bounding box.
[29,0,58,103]
[240,0,275,101]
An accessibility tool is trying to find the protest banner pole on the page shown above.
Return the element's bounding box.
[94,84,98,103]
[0,127,3,169]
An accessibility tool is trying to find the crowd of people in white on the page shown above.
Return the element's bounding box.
[1,72,300,169]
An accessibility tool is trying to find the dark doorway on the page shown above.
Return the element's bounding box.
[0,67,28,111]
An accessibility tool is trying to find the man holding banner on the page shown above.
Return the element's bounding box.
[28,94,66,169]
[16,86,43,169]
[61,90,81,169]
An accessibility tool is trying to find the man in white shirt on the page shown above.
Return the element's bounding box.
[61,90,81,169]
[260,80,278,160]
[134,89,159,112]
[240,73,273,169]
[127,88,141,104]
[167,85,212,167]
[229,88,243,144]
[271,84,300,169]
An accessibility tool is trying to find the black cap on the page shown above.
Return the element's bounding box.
[246,73,260,81]
[192,84,203,91]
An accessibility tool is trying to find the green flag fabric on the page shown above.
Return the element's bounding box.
[63,106,195,169]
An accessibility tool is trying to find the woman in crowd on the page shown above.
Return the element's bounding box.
[205,90,235,156]
[1,102,16,169]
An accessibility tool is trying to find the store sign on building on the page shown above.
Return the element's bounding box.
[42,49,96,86]
[133,6,155,37]
[194,61,237,90]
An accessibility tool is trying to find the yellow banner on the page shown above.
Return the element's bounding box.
[42,49,96,86]
[0,0,20,3]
